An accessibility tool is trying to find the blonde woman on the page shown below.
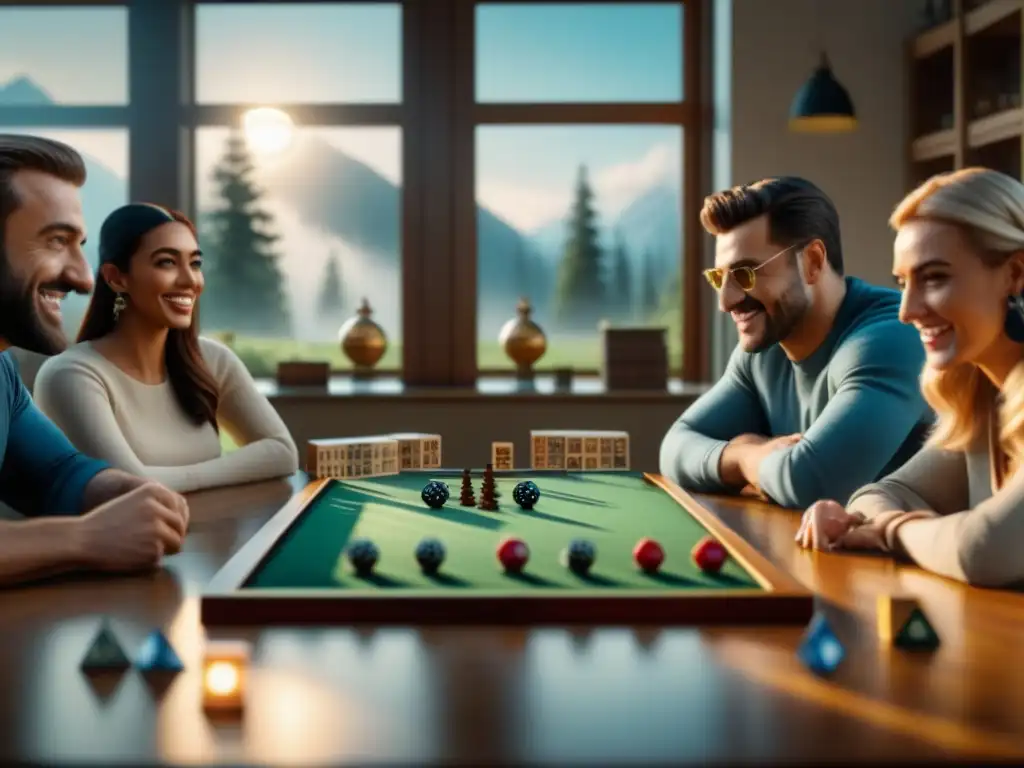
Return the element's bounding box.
[796,168,1024,588]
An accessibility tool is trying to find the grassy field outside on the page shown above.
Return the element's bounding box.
[209,330,683,378]
[214,311,681,455]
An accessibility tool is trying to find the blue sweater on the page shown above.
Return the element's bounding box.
[659,278,933,509]
[0,351,109,516]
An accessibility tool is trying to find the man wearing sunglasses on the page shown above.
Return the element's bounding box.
[659,176,931,509]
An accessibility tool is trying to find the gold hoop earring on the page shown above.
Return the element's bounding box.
[113,293,126,321]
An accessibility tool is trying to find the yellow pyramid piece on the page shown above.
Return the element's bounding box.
[876,594,918,643]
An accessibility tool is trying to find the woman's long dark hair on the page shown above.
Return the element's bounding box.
[77,203,220,430]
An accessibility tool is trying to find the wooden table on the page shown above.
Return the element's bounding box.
[1,473,1023,765]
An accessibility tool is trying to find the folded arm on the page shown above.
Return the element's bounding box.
[878,462,1024,587]
[846,443,970,519]
[35,349,298,495]
[659,347,768,493]
[204,339,300,486]
[841,433,1020,586]
[80,467,150,511]
[756,324,930,508]
[0,516,85,586]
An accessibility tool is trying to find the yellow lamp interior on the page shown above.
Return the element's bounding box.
[205,660,240,696]
[788,114,858,133]
[201,639,251,711]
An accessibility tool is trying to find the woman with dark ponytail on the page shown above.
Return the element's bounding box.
[33,203,298,493]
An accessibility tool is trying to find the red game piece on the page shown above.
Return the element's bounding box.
[691,536,728,573]
[497,537,529,573]
[633,538,664,573]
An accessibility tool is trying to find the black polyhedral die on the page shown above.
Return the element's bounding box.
[421,481,448,509]
[512,480,541,510]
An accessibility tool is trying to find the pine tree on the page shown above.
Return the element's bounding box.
[317,249,345,322]
[526,246,553,312]
[513,237,531,296]
[652,266,682,333]
[201,130,291,336]
[659,267,681,314]
[610,231,633,320]
[641,250,660,318]
[554,164,605,331]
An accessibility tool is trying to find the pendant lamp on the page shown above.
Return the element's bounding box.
[789,52,857,133]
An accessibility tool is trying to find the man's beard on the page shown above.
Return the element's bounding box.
[0,249,70,356]
[738,280,810,353]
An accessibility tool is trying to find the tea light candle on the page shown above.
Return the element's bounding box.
[202,639,251,712]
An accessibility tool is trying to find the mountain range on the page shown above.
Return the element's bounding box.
[529,182,681,276]
[0,74,681,340]
[0,75,57,105]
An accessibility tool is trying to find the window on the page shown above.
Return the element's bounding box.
[193,126,402,377]
[0,7,128,106]
[194,3,402,104]
[0,6,130,338]
[475,3,683,103]
[1,1,703,386]
[476,125,683,372]
[190,1,404,377]
[469,2,693,376]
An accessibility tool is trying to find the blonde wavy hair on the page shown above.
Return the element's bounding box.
[890,167,1024,463]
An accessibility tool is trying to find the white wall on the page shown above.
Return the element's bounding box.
[709,0,921,375]
[728,0,920,286]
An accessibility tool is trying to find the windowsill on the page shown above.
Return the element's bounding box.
[256,373,709,401]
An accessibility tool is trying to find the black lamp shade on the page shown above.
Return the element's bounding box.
[789,57,857,133]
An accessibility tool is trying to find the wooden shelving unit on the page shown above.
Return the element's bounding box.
[907,0,1024,188]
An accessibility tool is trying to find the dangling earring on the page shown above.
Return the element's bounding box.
[1005,293,1024,343]
[113,293,126,321]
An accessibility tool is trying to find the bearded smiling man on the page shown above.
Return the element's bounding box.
[659,177,933,509]
[0,134,190,587]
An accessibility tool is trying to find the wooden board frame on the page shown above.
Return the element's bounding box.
[200,472,814,627]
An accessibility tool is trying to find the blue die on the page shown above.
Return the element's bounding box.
[796,613,845,675]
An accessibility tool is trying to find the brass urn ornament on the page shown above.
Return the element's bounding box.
[499,297,547,379]
[339,297,387,376]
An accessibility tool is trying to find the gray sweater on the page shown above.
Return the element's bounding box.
[659,278,932,508]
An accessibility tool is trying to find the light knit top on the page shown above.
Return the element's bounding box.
[32,337,299,494]
[847,389,1023,588]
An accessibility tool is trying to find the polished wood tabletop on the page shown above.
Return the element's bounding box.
[1,472,1023,765]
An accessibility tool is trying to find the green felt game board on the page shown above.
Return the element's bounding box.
[246,471,757,590]
[201,471,813,626]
